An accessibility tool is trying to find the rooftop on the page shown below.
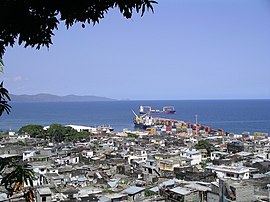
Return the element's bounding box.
[206,165,251,174]
[37,187,51,195]
[169,187,193,195]
[122,186,145,195]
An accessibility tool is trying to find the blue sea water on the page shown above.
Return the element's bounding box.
[0,100,270,135]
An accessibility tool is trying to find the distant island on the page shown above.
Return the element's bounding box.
[10,93,116,102]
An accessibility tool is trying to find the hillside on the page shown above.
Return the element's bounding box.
[10,93,116,102]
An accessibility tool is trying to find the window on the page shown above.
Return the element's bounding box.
[226,173,234,177]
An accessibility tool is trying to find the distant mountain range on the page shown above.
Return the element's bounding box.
[10,93,116,102]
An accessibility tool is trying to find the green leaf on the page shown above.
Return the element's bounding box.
[0,58,4,72]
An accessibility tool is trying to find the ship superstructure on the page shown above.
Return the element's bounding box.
[139,105,176,114]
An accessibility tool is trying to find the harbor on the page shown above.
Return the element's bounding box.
[0,110,270,202]
[134,106,223,136]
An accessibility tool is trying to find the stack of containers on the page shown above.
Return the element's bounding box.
[172,126,177,134]
[161,125,166,135]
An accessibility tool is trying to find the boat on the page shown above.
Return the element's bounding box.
[132,110,154,129]
[139,105,176,114]
[132,110,183,130]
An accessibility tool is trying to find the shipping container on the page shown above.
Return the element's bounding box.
[166,126,172,131]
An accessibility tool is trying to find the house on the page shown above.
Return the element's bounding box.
[17,133,30,140]
[155,151,189,171]
[199,149,209,160]
[122,186,145,202]
[55,155,79,165]
[30,154,50,162]
[82,149,94,159]
[126,148,148,164]
[180,149,202,165]
[253,144,270,160]
[66,124,97,133]
[206,165,253,180]
[174,166,216,182]
[23,150,36,161]
[221,180,254,202]
[36,187,52,202]
[210,151,228,160]
[78,186,103,202]
[159,159,180,171]
[61,186,79,201]
[141,163,160,183]
[161,186,200,202]
[99,193,128,202]
[70,175,89,187]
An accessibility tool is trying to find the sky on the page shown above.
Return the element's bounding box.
[2,0,270,100]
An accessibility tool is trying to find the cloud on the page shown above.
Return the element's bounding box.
[3,76,28,82]
[13,76,23,82]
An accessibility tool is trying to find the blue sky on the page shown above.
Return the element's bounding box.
[2,0,270,100]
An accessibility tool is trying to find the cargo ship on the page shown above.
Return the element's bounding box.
[132,110,222,136]
[133,110,182,130]
[139,105,176,114]
[132,110,154,129]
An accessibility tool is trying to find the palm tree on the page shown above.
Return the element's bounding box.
[0,58,11,116]
[1,163,35,202]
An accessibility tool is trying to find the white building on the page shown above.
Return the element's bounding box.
[17,133,30,140]
[55,156,79,165]
[82,150,94,159]
[210,151,229,160]
[126,150,148,164]
[23,150,36,161]
[180,149,201,165]
[36,187,52,202]
[206,165,253,180]
[65,124,97,133]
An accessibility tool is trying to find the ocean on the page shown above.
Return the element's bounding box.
[0,100,270,135]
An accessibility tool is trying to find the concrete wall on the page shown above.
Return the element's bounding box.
[184,192,200,202]
[236,185,254,202]
[207,192,219,202]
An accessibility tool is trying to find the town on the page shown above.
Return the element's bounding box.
[0,122,269,202]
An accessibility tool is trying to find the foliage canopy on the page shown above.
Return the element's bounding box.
[18,124,44,138]
[0,0,157,57]
[18,123,91,142]
[195,139,211,154]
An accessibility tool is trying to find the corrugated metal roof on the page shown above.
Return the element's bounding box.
[37,187,52,195]
[170,187,193,195]
[122,186,145,195]
[159,179,176,187]
[149,186,159,193]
